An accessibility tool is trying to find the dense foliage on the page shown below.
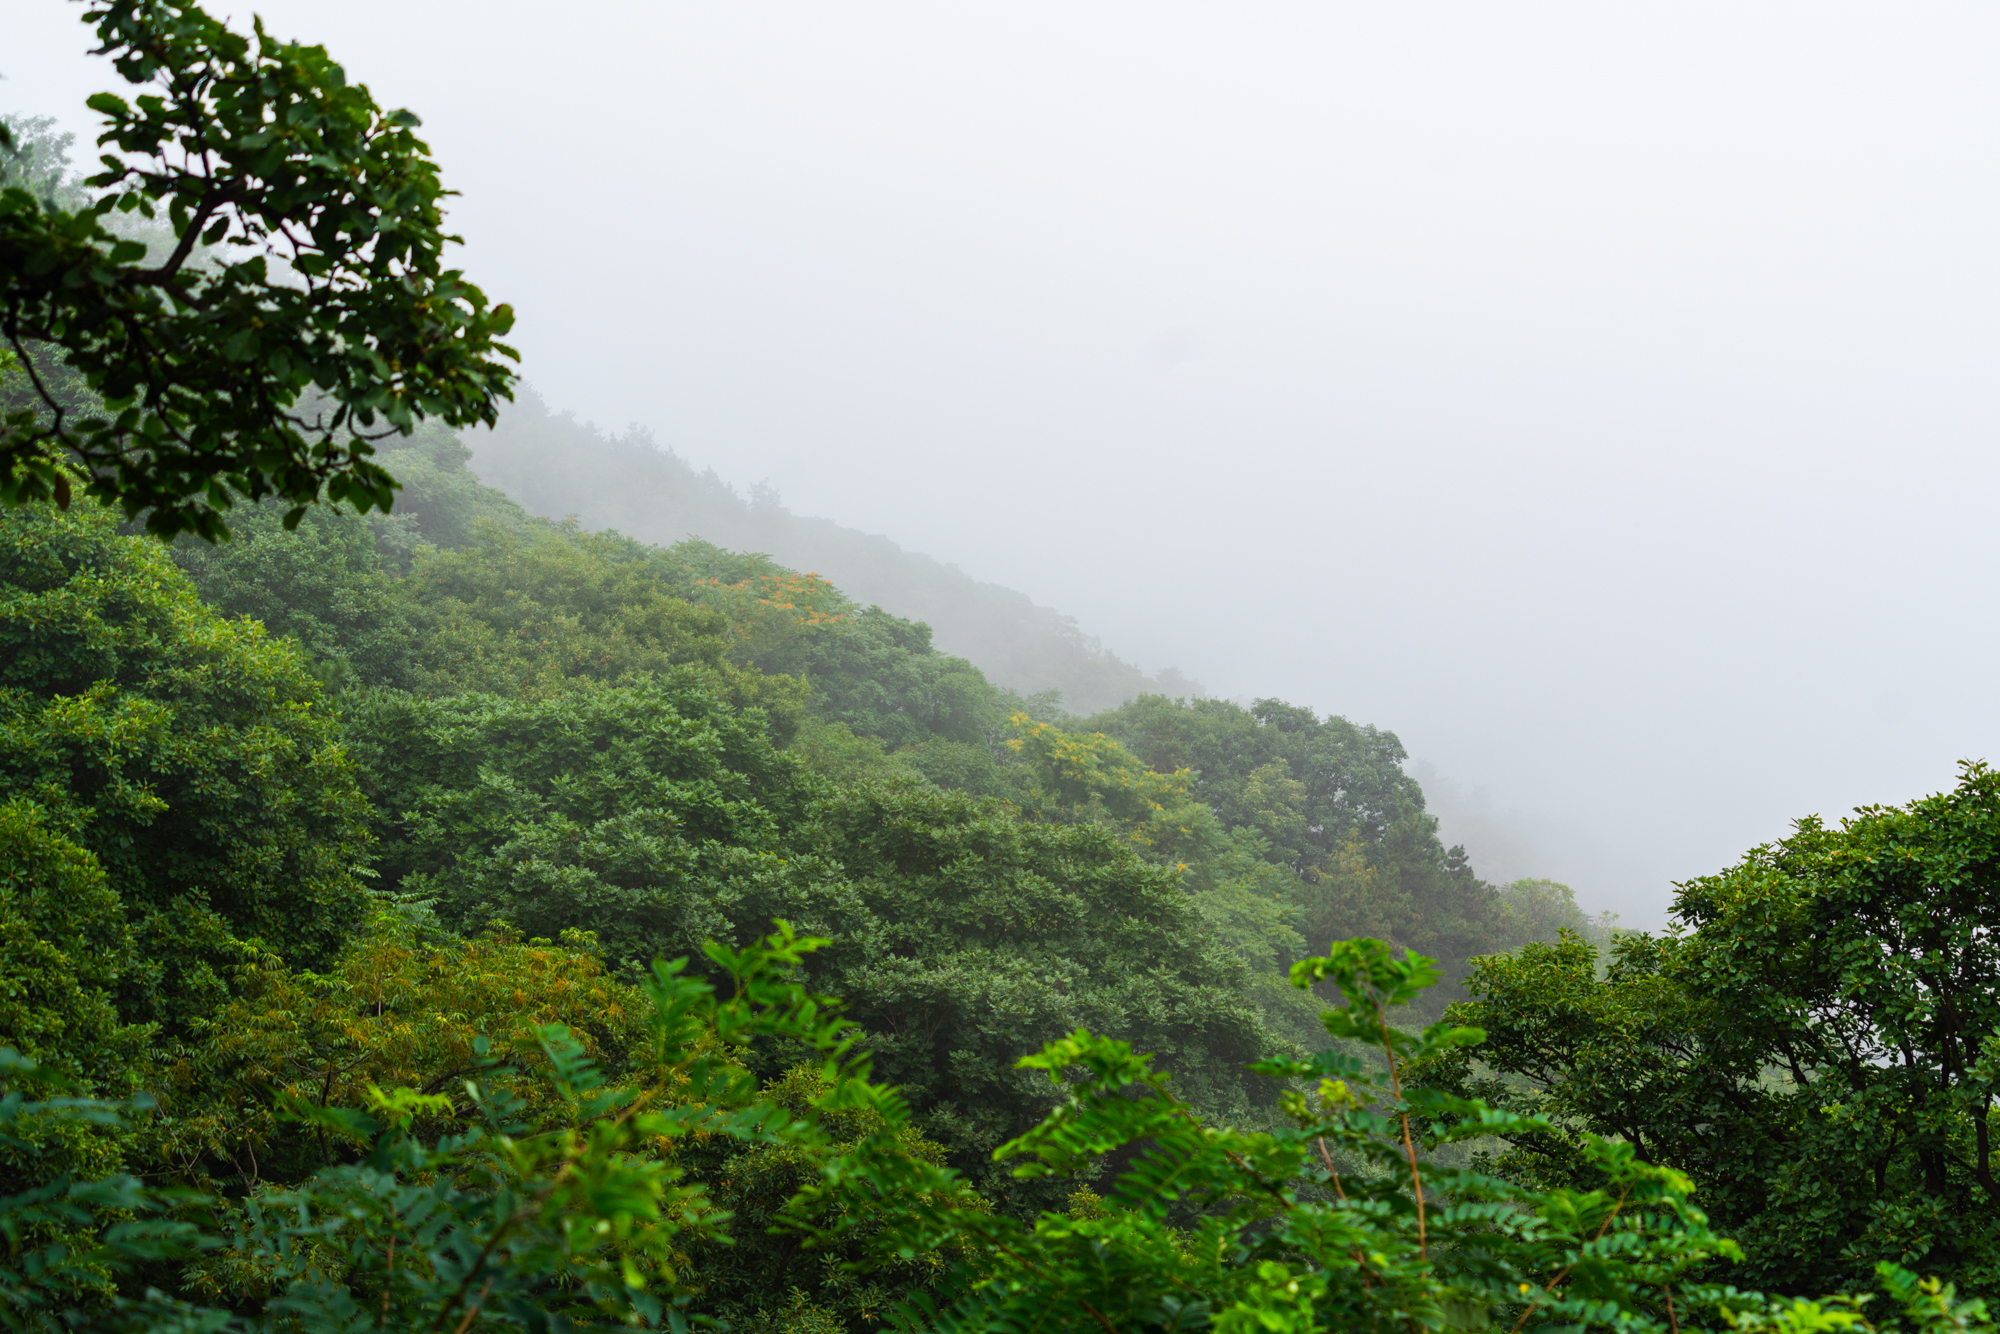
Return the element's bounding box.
[1080,694,1527,1004]
[3,924,1991,1333]
[0,2,515,538]
[1421,763,2000,1299]
[0,496,370,1043]
[5,469,1994,1328]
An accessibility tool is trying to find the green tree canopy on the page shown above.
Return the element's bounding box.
[1425,761,2000,1296]
[675,552,1001,749]
[1082,693,1513,1003]
[789,780,1280,1208]
[342,677,813,974]
[0,799,150,1124]
[338,679,1282,1206]
[166,494,416,691]
[0,496,371,1036]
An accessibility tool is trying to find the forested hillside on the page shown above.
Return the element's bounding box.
[0,415,1619,1324]
[468,390,1199,713]
[6,11,1998,1330]
[165,425,1594,1047]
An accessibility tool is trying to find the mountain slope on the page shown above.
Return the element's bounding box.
[465,391,1199,714]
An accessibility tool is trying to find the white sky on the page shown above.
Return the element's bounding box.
[9,2,1999,921]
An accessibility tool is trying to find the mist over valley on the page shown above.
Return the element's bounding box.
[6,4,2000,1323]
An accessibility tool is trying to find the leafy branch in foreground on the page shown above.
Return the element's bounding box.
[2,930,1993,1332]
[876,938,1741,1334]
[0,0,516,539]
[0,923,964,1331]
[879,939,1997,1334]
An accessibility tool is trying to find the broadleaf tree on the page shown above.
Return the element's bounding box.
[0,0,517,539]
[1421,762,2000,1296]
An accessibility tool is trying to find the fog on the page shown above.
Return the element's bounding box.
[10,3,1998,924]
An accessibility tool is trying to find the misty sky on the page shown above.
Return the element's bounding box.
[10,3,1999,923]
